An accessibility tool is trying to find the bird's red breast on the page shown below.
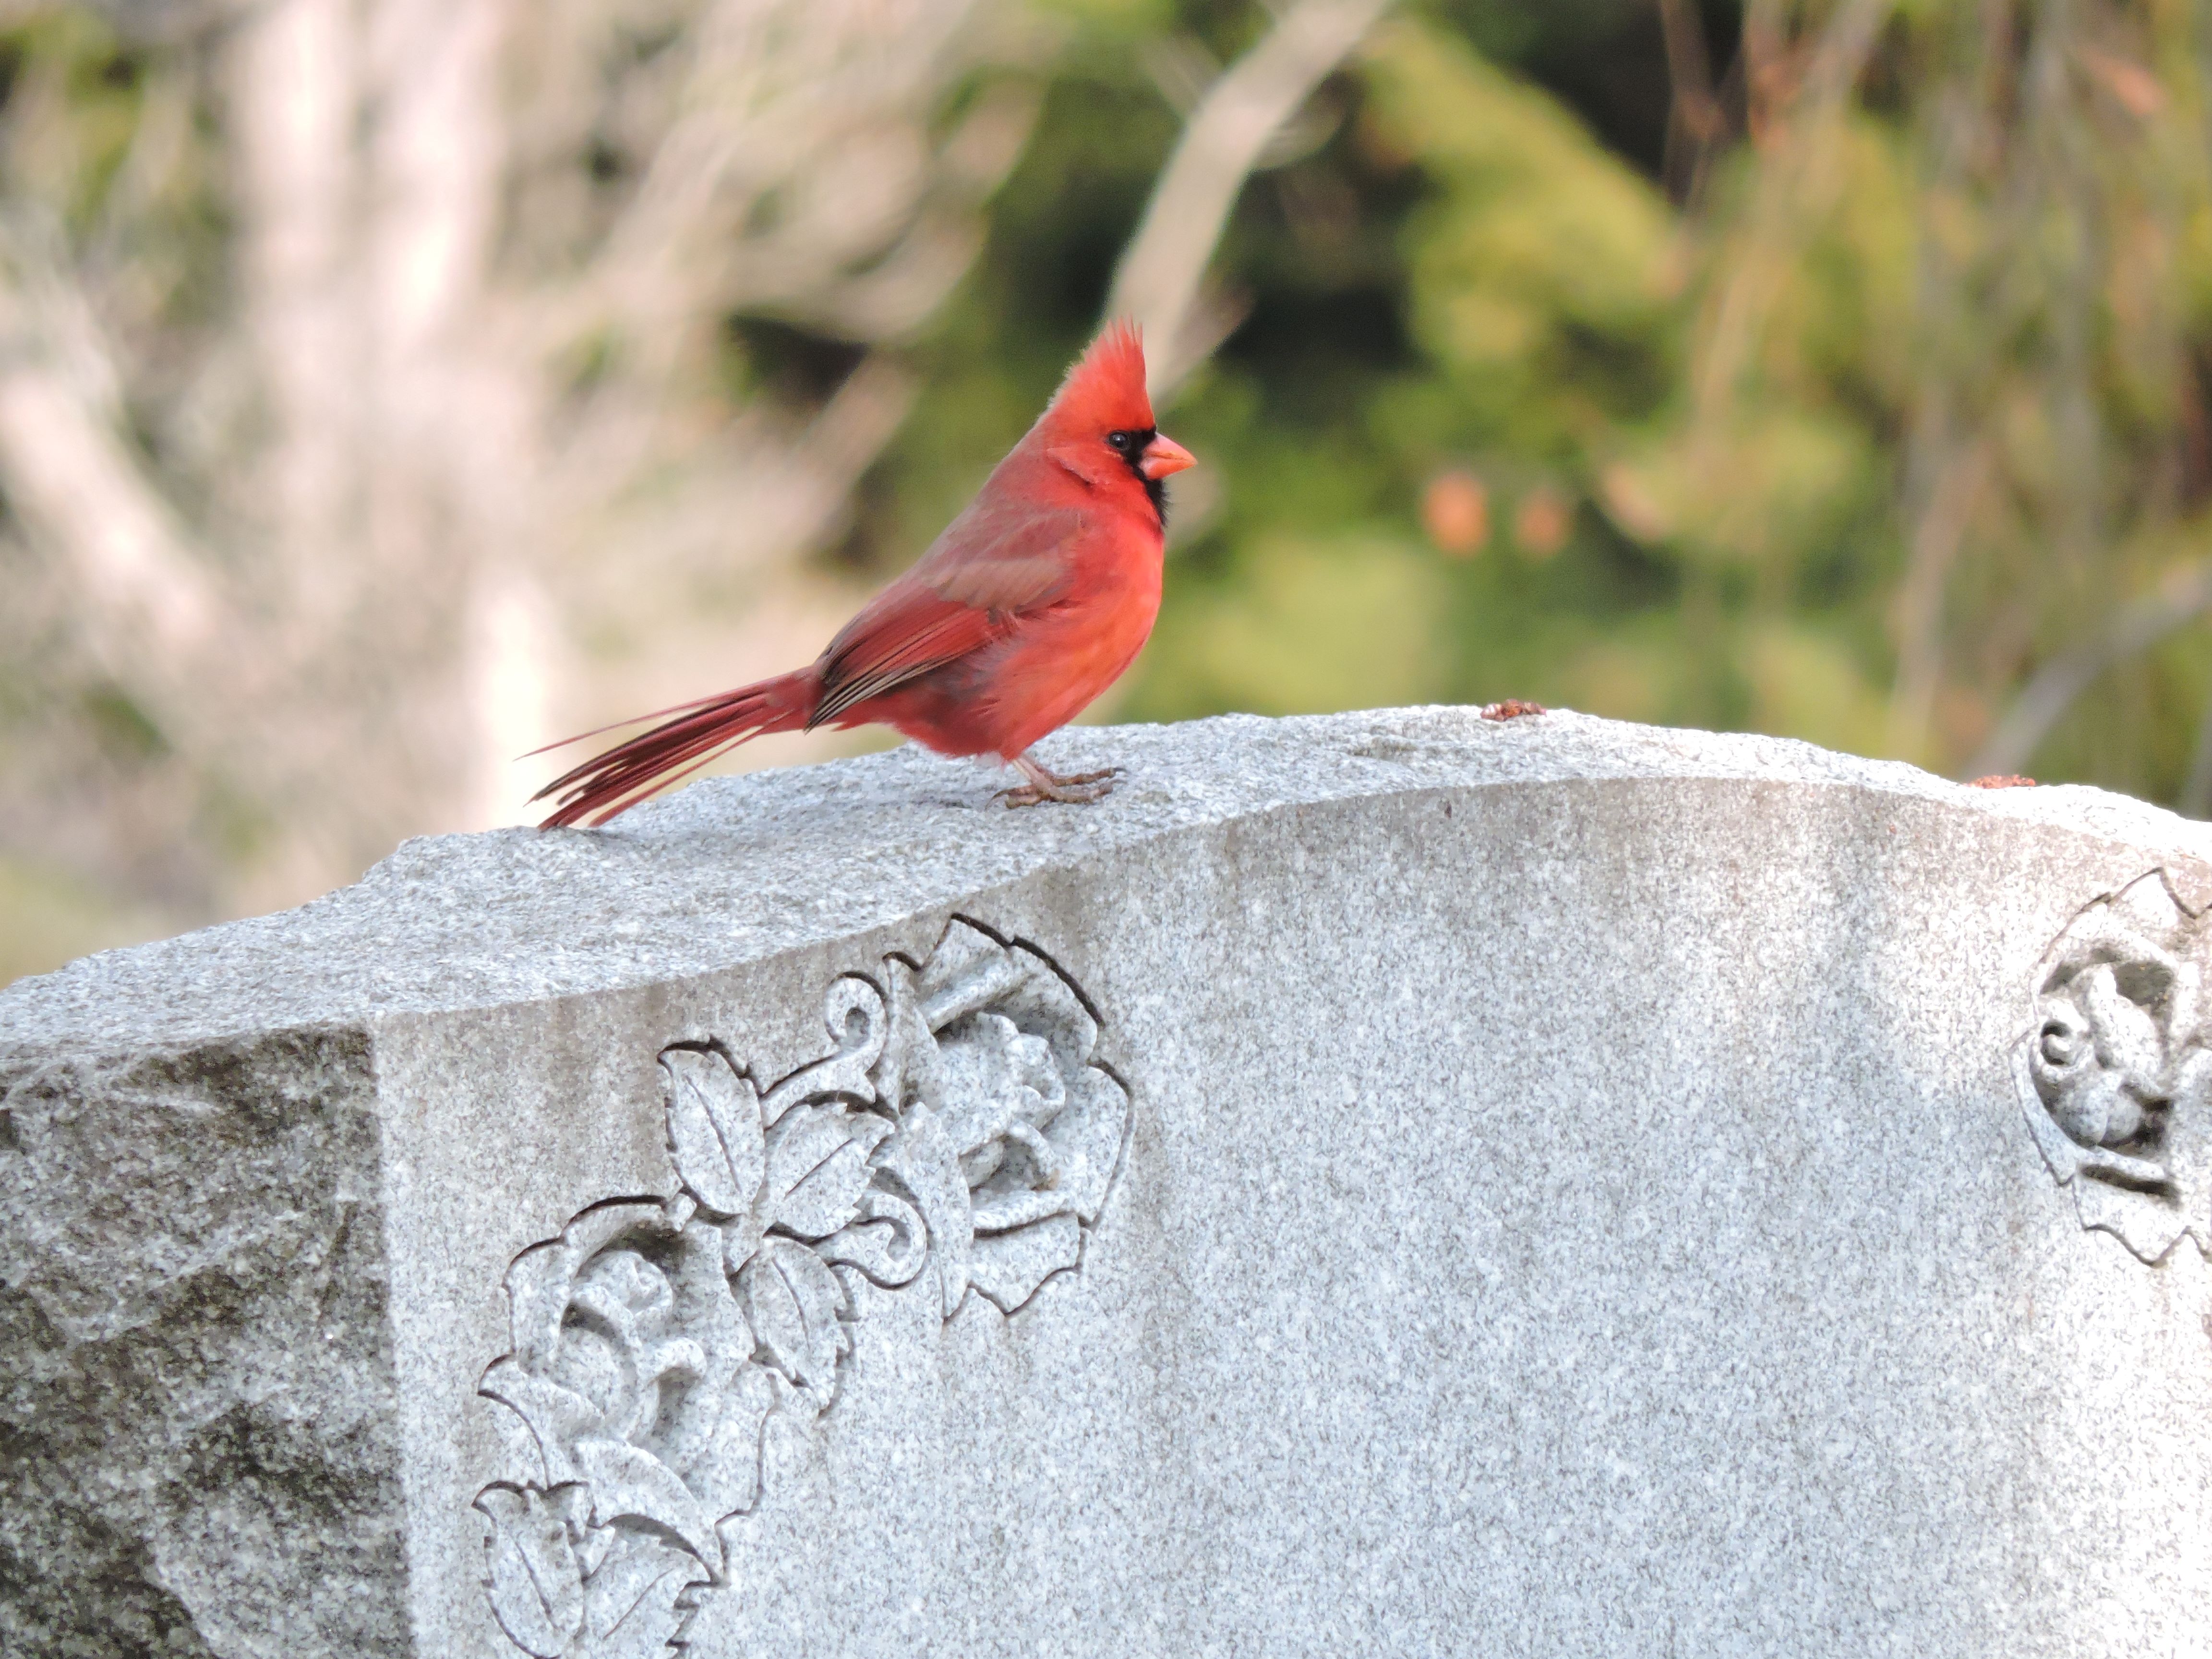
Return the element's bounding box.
[812,320,1191,759]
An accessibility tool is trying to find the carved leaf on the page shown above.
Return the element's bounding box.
[473,1362,597,1495]
[476,1484,585,1658]
[759,1102,893,1240]
[480,1360,602,1489]
[680,1363,775,1523]
[660,1048,764,1218]
[478,922,1127,1655]
[581,1529,710,1653]
[818,1189,928,1287]
[575,1438,723,1570]
[878,1107,972,1318]
[738,1238,850,1395]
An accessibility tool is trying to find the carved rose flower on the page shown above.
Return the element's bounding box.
[2020,870,2212,1262]
[476,919,1129,1658]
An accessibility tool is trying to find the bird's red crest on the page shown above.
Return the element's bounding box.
[1044,319,1154,436]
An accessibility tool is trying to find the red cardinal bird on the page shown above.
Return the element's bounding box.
[531,322,1194,827]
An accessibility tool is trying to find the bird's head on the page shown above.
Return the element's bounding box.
[1037,320,1196,526]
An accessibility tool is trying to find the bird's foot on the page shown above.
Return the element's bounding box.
[1479,699,1548,721]
[998,758,1124,807]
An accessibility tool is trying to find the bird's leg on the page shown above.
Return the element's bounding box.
[996,751,1124,807]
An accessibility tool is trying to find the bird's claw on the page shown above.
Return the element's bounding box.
[997,765,1124,807]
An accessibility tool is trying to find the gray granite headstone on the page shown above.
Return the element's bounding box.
[6,707,2212,1658]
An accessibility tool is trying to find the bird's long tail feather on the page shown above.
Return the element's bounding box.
[531,668,819,828]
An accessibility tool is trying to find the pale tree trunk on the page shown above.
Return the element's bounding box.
[218,0,545,901]
[363,0,555,834]
[232,0,357,634]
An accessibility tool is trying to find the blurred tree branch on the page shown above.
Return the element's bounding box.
[1688,0,1891,432]
[0,204,370,890]
[1968,554,2212,781]
[1655,0,1726,203]
[0,211,227,683]
[1106,0,1393,398]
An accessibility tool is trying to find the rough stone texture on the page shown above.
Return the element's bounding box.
[0,1030,404,1658]
[5,706,2212,1657]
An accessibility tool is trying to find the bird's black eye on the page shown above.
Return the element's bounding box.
[1106,431,1135,453]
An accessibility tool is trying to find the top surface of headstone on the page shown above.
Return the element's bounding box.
[2,706,2205,1058]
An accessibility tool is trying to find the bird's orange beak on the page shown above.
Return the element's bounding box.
[1141,433,1196,481]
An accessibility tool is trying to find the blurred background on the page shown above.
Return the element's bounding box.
[0,0,2207,986]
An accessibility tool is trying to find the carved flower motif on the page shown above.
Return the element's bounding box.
[2019,869,2212,1262]
[475,919,1128,1658]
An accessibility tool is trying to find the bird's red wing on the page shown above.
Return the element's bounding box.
[810,503,1084,728]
